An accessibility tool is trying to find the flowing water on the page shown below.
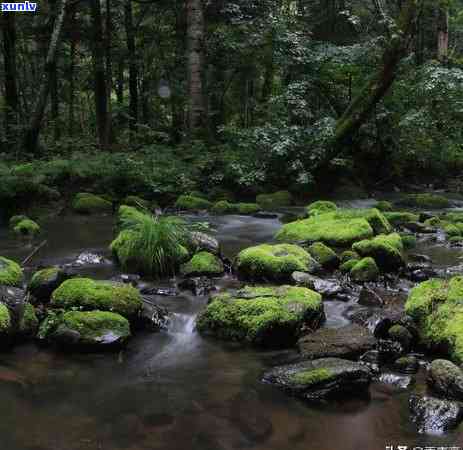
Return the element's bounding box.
[0,208,462,450]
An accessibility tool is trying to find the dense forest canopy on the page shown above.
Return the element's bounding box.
[1,0,463,202]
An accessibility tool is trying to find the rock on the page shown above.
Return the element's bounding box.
[427,359,463,401]
[352,233,405,272]
[358,287,384,307]
[409,395,463,434]
[384,212,420,227]
[50,278,143,321]
[307,242,340,270]
[178,277,215,296]
[190,232,220,255]
[375,201,393,212]
[396,194,450,209]
[377,339,405,362]
[379,373,413,389]
[196,285,324,348]
[297,324,376,360]
[404,222,434,234]
[28,267,75,302]
[394,356,420,374]
[139,301,169,331]
[256,191,292,210]
[409,267,438,282]
[174,195,212,211]
[211,201,238,215]
[419,212,435,223]
[0,257,23,288]
[350,257,380,282]
[112,274,141,286]
[236,203,261,215]
[180,251,224,277]
[262,357,372,401]
[400,234,417,249]
[72,193,112,214]
[235,244,320,282]
[409,254,432,263]
[388,324,413,352]
[12,218,41,237]
[291,273,343,299]
[306,201,337,217]
[139,285,179,296]
[39,310,131,350]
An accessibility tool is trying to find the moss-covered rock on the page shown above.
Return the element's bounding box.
[174,195,212,211]
[0,304,12,336]
[375,201,393,212]
[28,267,75,302]
[276,216,374,247]
[39,310,130,350]
[424,216,442,228]
[384,211,420,227]
[352,233,405,271]
[18,303,38,336]
[444,212,463,223]
[320,208,392,235]
[196,285,324,347]
[388,324,413,350]
[8,215,28,228]
[181,251,224,277]
[307,242,340,270]
[211,200,238,215]
[236,203,261,215]
[235,244,320,282]
[13,218,41,237]
[350,257,380,282]
[121,195,151,210]
[256,191,292,210]
[401,234,417,249]
[72,193,112,214]
[50,278,143,320]
[397,194,450,209]
[405,277,463,363]
[0,257,23,287]
[340,250,359,263]
[444,224,461,238]
[340,259,359,273]
[306,201,337,217]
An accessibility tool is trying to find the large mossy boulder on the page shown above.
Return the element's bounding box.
[384,211,420,227]
[181,252,224,277]
[72,193,112,214]
[397,193,450,209]
[235,244,320,282]
[39,310,130,350]
[175,195,212,211]
[405,277,463,363]
[262,357,372,401]
[50,278,143,320]
[350,257,379,282]
[196,285,324,347]
[0,257,23,287]
[305,201,337,217]
[11,217,40,237]
[352,233,405,271]
[256,191,292,210]
[28,267,75,303]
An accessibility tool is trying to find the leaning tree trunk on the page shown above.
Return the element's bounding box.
[318,0,420,167]
[437,0,449,62]
[186,0,206,138]
[90,0,109,150]
[23,0,67,154]
[2,13,19,146]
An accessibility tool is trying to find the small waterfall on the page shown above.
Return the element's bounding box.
[168,313,196,335]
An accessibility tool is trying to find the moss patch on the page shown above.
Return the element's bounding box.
[375,201,393,212]
[236,203,261,215]
[181,251,224,277]
[175,195,212,211]
[384,212,420,227]
[0,257,23,287]
[290,368,333,385]
[196,285,323,347]
[8,215,28,228]
[72,193,112,214]
[0,304,11,334]
[211,200,238,215]
[307,242,339,269]
[50,278,142,320]
[306,201,337,217]
[235,244,319,281]
[13,218,40,237]
[256,191,292,209]
[350,257,379,282]
[18,303,38,335]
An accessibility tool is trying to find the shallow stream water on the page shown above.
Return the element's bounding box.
[0,207,462,450]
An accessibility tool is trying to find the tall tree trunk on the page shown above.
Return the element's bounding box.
[124,0,138,136]
[186,0,206,138]
[68,8,76,136]
[105,0,113,144]
[318,0,419,167]
[2,13,19,146]
[23,0,68,154]
[49,0,60,141]
[90,0,109,149]
[437,0,449,62]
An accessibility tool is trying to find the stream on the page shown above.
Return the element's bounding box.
[0,206,462,450]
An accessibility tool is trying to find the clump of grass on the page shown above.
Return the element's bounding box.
[112,209,189,277]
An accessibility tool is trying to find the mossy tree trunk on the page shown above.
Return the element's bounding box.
[437,0,449,62]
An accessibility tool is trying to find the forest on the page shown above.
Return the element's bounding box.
[3,1,463,450]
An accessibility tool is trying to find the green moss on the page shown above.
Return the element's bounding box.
[13,218,40,237]
[72,193,112,214]
[444,224,461,238]
[29,267,60,292]
[388,324,412,345]
[181,251,224,276]
[235,244,319,281]
[352,233,404,271]
[306,201,337,217]
[18,303,38,335]
[397,194,450,209]
[0,257,23,287]
[307,242,339,269]
[175,195,212,211]
[62,310,130,339]
[449,236,463,244]
[350,257,379,282]
[236,203,261,215]
[444,212,463,223]
[340,250,359,263]
[121,195,151,210]
[290,368,333,385]
[384,212,420,227]
[424,217,442,228]
[0,304,11,333]
[256,191,292,209]
[50,278,142,320]
[375,201,393,212]
[8,215,28,228]
[211,200,238,215]
[320,208,391,235]
[400,234,417,249]
[340,259,359,272]
[196,285,323,346]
